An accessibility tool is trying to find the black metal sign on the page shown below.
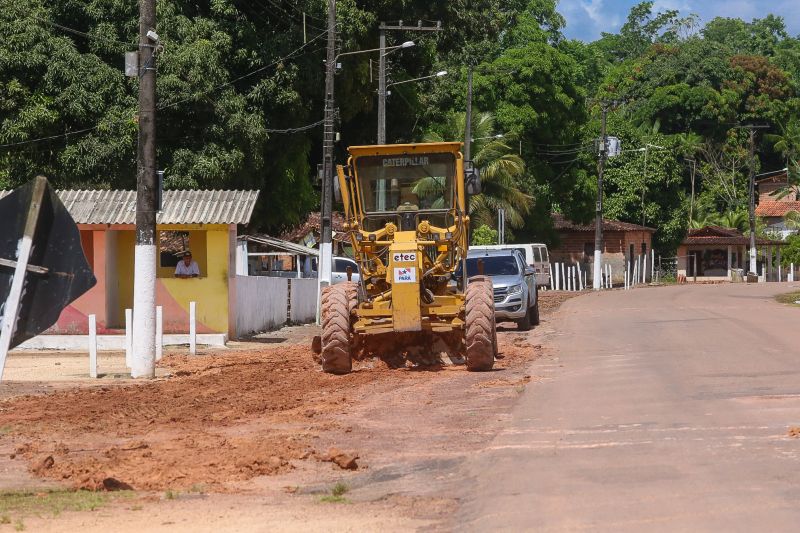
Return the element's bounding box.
[0,177,96,356]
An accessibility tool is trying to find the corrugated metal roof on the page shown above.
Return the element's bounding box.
[0,189,259,225]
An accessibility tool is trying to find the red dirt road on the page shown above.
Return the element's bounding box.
[0,292,575,498]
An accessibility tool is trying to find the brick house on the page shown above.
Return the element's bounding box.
[755,170,800,238]
[549,214,655,284]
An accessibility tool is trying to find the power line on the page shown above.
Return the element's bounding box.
[0,29,329,149]
[0,126,99,150]
[265,118,323,133]
[27,14,134,51]
[158,28,328,110]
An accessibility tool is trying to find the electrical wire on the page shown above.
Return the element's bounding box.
[0,126,99,149]
[253,0,325,32]
[265,119,323,133]
[27,14,134,51]
[1,29,329,149]
[157,28,328,110]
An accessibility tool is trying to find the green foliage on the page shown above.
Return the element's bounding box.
[3,0,800,249]
[424,111,531,229]
[780,234,800,267]
[472,225,498,246]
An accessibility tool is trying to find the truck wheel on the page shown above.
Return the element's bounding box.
[517,306,532,331]
[320,284,354,374]
[532,290,540,326]
[465,278,495,371]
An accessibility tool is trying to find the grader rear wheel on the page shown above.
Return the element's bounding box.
[320,283,357,374]
[464,277,496,371]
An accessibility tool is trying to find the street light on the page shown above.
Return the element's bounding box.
[335,40,414,63]
[386,70,447,93]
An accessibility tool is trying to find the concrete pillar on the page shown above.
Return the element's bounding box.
[767,245,772,281]
[777,246,782,281]
[236,239,248,276]
[727,245,732,280]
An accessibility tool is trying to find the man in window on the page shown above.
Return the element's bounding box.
[175,251,200,278]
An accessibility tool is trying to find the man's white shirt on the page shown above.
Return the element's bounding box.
[175,260,200,277]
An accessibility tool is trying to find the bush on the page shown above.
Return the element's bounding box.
[471,225,498,246]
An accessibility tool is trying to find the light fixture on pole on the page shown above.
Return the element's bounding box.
[385,70,447,95]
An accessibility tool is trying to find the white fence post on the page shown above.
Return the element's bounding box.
[189,301,197,355]
[550,265,555,290]
[578,265,584,291]
[155,306,163,362]
[125,308,132,368]
[89,314,97,379]
[570,266,575,292]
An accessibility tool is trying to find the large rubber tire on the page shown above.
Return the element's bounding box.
[517,305,532,331]
[320,283,355,374]
[531,289,540,326]
[464,278,496,371]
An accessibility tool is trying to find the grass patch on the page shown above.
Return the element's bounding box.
[13,518,24,531]
[319,482,350,504]
[0,489,120,518]
[775,291,800,306]
[0,426,13,436]
[164,490,177,500]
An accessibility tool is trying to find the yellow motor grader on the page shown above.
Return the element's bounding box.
[314,142,498,374]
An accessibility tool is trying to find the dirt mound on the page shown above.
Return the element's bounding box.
[0,292,575,492]
[0,344,381,491]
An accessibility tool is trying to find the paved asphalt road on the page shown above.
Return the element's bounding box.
[458,282,800,532]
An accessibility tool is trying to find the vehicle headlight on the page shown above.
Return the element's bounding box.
[508,284,523,295]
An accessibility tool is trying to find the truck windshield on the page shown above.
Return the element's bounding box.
[354,153,455,213]
[466,256,520,277]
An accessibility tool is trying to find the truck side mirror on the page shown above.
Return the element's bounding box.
[465,161,481,195]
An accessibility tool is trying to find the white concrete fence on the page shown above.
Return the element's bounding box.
[233,275,318,338]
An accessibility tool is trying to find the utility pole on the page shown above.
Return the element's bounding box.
[687,158,697,225]
[132,0,157,378]
[594,104,610,290]
[747,128,757,275]
[377,21,442,144]
[464,68,473,162]
[318,0,336,305]
[743,124,769,274]
[378,26,387,144]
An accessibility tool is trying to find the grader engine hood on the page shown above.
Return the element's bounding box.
[387,238,423,332]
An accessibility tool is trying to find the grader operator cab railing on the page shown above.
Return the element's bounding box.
[314,142,497,374]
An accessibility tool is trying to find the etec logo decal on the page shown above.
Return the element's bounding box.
[392,252,416,263]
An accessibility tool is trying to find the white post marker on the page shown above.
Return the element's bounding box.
[570,266,575,292]
[89,314,98,379]
[651,249,655,281]
[189,301,197,355]
[125,308,133,368]
[550,266,555,290]
[578,265,584,291]
[131,244,157,378]
[155,305,163,362]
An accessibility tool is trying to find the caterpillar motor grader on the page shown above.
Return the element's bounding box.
[314,142,498,374]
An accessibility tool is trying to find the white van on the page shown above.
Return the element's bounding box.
[470,243,551,288]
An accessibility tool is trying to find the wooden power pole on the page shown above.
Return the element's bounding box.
[132,0,158,378]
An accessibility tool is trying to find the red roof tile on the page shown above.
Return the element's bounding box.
[682,225,784,246]
[755,201,800,217]
[552,213,655,233]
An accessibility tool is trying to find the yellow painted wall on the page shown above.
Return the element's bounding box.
[158,225,231,333]
[115,230,136,322]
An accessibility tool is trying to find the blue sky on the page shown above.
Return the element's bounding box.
[559,0,800,42]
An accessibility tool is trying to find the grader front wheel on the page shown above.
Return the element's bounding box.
[320,283,357,374]
[464,277,497,371]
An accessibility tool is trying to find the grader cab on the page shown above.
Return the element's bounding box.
[316,142,497,374]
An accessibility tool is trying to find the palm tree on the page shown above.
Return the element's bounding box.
[422,111,532,229]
